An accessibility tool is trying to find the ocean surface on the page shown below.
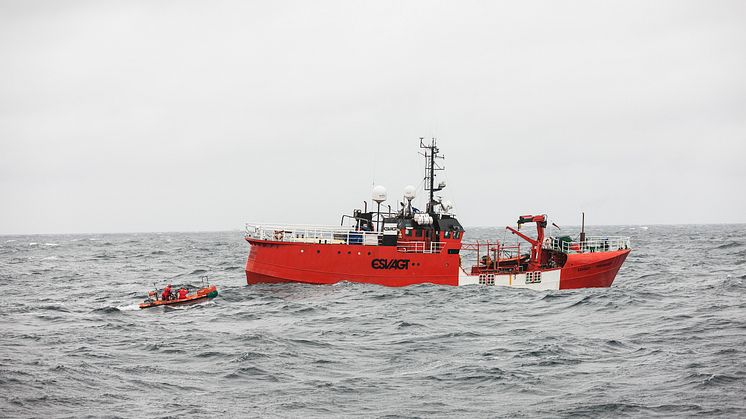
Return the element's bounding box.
[1,225,745,418]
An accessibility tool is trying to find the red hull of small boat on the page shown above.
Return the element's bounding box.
[139,285,218,309]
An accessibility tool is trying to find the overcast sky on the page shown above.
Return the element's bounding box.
[1,0,744,234]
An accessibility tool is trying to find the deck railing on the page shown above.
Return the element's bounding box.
[460,235,630,265]
[245,223,449,254]
[544,236,631,254]
[245,223,381,245]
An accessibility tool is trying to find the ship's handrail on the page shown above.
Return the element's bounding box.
[245,223,382,245]
[396,241,445,254]
[244,223,449,253]
[544,236,631,254]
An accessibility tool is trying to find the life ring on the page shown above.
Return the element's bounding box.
[273,230,284,241]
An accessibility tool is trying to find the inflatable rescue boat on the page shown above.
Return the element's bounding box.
[139,284,218,309]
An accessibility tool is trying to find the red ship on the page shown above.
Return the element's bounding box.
[244,139,630,290]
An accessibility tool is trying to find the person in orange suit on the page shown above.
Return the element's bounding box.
[177,288,188,300]
[161,284,172,301]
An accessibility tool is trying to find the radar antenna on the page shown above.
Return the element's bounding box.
[419,137,445,216]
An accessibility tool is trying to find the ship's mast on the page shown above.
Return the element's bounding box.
[419,137,445,216]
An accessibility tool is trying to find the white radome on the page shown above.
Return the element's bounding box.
[372,185,387,203]
[403,185,416,201]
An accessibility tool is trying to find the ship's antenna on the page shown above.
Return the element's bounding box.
[419,137,445,216]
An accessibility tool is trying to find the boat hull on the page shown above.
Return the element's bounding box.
[457,249,630,290]
[245,239,630,289]
[245,239,461,287]
[559,249,631,289]
[139,285,218,309]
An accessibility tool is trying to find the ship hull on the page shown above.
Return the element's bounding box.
[245,239,461,287]
[558,249,631,289]
[245,239,630,289]
[457,249,630,290]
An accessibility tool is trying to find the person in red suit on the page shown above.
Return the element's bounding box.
[161,284,172,301]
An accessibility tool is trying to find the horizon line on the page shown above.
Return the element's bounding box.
[1,222,745,236]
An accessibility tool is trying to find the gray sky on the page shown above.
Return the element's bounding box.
[1,0,745,234]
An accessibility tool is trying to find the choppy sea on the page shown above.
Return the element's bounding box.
[1,225,744,418]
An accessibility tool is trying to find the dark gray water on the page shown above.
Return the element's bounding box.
[1,225,745,417]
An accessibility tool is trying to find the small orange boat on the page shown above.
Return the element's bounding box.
[139,284,218,309]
